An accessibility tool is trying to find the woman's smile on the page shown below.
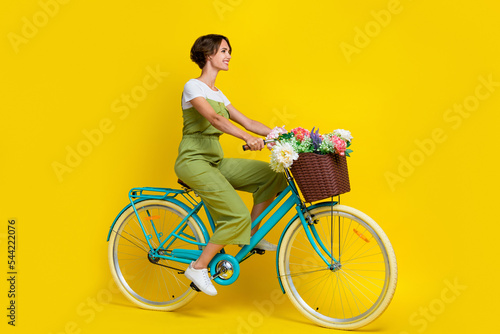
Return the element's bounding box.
[211,39,231,70]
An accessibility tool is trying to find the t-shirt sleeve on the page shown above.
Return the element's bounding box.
[183,80,205,103]
[218,89,231,106]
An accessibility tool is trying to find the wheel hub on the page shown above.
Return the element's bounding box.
[148,250,165,264]
[330,262,342,272]
[147,251,160,263]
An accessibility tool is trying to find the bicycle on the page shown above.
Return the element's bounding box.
[106,167,397,330]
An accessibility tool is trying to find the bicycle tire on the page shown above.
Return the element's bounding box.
[108,199,206,311]
[278,203,397,329]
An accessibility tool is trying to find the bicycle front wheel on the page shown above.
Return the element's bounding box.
[108,199,206,311]
[278,203,397,329]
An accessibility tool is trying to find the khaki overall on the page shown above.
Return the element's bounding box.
[174,99,287,245]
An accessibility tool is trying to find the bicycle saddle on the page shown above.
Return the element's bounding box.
[177,179,192,190]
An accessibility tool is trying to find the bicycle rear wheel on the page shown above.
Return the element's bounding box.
[108,199,206,311]
[278,203,397,329]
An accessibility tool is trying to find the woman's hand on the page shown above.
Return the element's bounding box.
[245,135,265,151]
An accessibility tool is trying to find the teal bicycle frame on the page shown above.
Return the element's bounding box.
[106,170,339,291]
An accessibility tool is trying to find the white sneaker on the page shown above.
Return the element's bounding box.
[254,238,277,251]
[184,262,217,296]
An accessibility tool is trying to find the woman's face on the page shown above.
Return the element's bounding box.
[207,39,231,71]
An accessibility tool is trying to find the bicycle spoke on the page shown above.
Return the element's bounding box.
[294,271,331,299]
[312,271,331,311]
[343,260,384,265]
[280,267,330,278]
[121,228,149,246]
[340,217,353,260]
[289,262,325,269]
[341,228,368,261]
[343,245,381,265]
[339,271,361,318]
[289,253,324,267]
[155,269,166,302]
[342,270,376,300]
[327,274,336,317]
[161,263,188,288]
[337,271,347,319]
[116,231,149,253]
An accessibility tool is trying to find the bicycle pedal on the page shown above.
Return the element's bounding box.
[190,282,201,292]
[252,249,266,255]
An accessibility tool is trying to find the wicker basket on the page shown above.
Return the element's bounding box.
[290,152,351,202]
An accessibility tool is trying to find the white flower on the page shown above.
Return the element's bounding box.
[333,129,353,142]
[269,142,299,172]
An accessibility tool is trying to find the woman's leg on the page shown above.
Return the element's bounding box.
[193,195,273,268]
[192,242,225,269]
[218,158,288,238]
[250,197,274,235]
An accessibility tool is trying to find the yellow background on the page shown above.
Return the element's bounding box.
[1,0,498,333]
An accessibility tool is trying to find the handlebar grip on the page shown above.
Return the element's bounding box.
[242,139,267,151]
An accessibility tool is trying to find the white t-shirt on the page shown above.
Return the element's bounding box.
[181,79,231,110]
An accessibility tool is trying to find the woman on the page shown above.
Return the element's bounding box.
[174,34,287,296]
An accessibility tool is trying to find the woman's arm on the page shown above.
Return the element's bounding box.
[226,104,271,136]
[190,97,264,150]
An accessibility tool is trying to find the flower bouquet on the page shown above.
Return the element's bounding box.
[266,126,353,202]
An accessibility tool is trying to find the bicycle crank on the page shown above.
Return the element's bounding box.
[209,253,240,286]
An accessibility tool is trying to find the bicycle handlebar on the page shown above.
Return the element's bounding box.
[242,139,275,151]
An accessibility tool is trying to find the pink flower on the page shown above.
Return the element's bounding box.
[291,127,310,142]
[266,126,287,149]
[332,136,347,156]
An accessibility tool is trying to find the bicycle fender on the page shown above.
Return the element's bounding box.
[275,201,338,294]
[106,198,209,242]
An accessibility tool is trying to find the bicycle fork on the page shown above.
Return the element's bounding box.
[296,205,341,269]
[283,169,341,269]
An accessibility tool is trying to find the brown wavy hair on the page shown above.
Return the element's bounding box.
[190,34,232,69]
